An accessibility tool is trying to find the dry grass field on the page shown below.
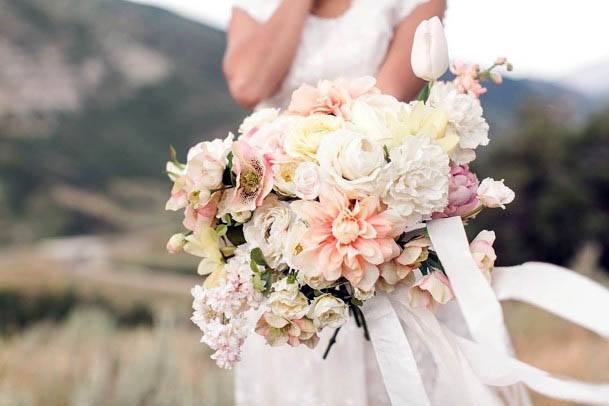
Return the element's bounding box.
[1,231,608,406]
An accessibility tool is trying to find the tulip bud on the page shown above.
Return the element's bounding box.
[411,16,449,81]
[166,233,187,254]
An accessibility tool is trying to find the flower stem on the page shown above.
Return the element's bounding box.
[322,327,341,360]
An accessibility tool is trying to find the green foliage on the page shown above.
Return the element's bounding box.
[472,103,609,268]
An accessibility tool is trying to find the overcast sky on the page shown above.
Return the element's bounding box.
[129,0,609,80]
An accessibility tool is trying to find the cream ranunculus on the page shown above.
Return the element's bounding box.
[307,294,348,329]
[381,136,450,226]
[272,161,299,197]
[243,195,294,268]
[477,178,515,209]
[317,129,386,198]
[411,16,449,81]
[428,82,490,164]
[283,114,343,162]
[267,278,310,320]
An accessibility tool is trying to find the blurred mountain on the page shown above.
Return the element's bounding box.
[0,0,598,242]
[561,59,609,100]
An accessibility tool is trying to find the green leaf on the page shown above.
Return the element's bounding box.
[351,298,363,307]
[250,247,268,268]
[169,145,179,164]
[416,82,431,102]
[287,271,298,284]
[226,151,234,172]
[383,145,390,162]
[215,224,228,237]
[252,271,265,292]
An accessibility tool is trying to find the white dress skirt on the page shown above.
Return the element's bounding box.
[229,1,449,404]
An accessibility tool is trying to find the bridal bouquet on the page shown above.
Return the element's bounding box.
[165,16,515,369]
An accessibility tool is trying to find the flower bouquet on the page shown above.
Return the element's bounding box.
[165,17,609,405]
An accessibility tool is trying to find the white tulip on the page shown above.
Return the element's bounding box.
[411,16,449,81]
[477,178,515,209]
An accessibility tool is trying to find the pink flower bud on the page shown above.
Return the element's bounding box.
[495,57,507,65]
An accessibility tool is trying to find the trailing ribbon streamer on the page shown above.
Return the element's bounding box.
[364,294,430,406]
[493,262,609,339]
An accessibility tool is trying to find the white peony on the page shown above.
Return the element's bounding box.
[428,82,489,164]
[477,178,515,209]
[317,129,385,198]
[293,162,321,200]
[243,195,294,268]
[238,108,279,135]
[381,136,450,225]
[267,278,310,320]
[307,294,348,329]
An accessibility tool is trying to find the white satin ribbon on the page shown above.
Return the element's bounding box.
[364,294,430,406]
[427,217,508,351]
[493,262,609,339]
[366,216,609,405]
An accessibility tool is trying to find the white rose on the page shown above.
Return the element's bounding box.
[293,162,321,200]
[381,137,450,224]
[243,195,293,268]
[428,82,489,164]
[307,294,348,329]
[238,108,279,135]
[317,129,385,198]
[477,178,515,209]
[267,278,310,319]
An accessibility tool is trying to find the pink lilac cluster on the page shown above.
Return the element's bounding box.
[434,163,479,218]
[190,251,262,368]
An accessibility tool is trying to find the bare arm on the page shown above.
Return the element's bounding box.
[376,0,447,101]
[223,0,314,109]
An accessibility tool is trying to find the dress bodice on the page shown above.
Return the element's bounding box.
[232,0,429,109]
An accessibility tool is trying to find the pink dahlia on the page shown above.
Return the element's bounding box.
[292,188,400,291]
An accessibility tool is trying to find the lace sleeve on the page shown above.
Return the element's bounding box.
[392,0,431,26]
[231,0,282,23]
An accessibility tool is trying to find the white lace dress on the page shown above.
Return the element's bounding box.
[231,1,429,405]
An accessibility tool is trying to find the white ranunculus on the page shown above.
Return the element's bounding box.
[187,132,234,162]
[307,294,348,329]
[381,137,450,223]
[238,108,279,135]
[428,82,489,164]
[477,178,515,209]
[243,195,293,268]
[273,161,299,197]
[317,129,385,198]
[293,162,321,200]
[267,278,310,320]
[411,16,449,81]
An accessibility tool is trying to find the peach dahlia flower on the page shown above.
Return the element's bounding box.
[291,188,400,291]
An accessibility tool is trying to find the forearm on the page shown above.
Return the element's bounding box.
[224,0,314,108]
